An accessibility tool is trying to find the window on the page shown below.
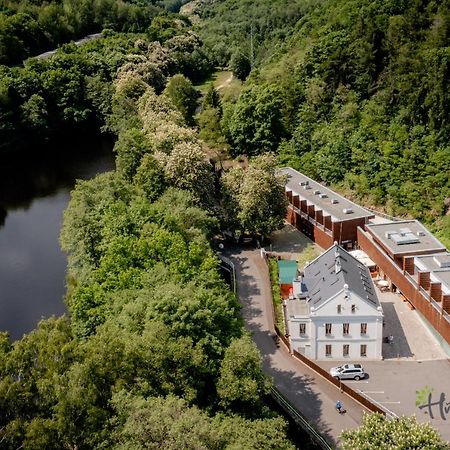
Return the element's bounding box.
[337,304,342,314]
[343,344,349,357]
[343,323,349,335]
[361,323,367,335]
[299,323,306,335]
[325,344,332,357]
[325,323,332,336]
[360,344,367,357]
[351,304,356,313]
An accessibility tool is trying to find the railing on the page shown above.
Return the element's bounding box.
[364,207,402,222]
[270,386,334,450]
[218,255,236,294]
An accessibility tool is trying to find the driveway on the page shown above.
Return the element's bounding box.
[226,246,368,448]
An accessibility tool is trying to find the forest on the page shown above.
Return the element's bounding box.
[1,0,450,448]
[195,0,450,246]
[0,1,293,448]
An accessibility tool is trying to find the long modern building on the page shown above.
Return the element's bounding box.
[281,167,374,249]
[357,220,450,349]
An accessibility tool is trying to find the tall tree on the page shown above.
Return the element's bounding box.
[220,153,288,238]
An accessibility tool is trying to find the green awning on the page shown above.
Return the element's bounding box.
[277,259,297,284]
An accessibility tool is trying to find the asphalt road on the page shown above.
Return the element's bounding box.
[227,246,369,448]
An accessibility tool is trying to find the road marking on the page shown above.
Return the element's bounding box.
[379,401,401,404]
[360,391,385,394]
[345,381,369,384]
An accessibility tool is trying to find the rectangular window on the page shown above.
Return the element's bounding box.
[351,304,356,313]
[343,323,349,335]
[299,323,306,335]
[337,304,342,314]
[361,323,367,335]
[343,344,349,357]
[360,344,367,357]
[325,344,332,357]
[325,323,332,336]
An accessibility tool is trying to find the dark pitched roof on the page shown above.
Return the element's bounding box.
[303,244,379,308]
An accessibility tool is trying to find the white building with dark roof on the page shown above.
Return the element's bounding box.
[286,244,383,360]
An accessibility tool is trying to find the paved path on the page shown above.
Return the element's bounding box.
[377,289,448,360]
[227,247,368,448]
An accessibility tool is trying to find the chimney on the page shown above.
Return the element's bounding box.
[335,246,341,274]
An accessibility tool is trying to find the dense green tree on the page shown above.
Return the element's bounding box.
[163,73,198,124]
[224,83,285,156]
[111,392,295,450]
[133,154,167,201]
[230,50,251,81]
[217,335,271,413]
[114,128,153,181]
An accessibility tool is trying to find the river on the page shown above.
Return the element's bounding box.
[0,136,115,340]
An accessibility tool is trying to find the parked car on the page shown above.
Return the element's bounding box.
[330,363,365,380]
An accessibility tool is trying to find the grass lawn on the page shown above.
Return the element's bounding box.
[195,69,242,98]
[195,70,232,94]
[297,243,320,270]
[268,257,286,335]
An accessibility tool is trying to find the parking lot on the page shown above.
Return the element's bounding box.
[317,359,450,441]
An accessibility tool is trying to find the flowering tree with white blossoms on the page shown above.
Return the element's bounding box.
[340,413,449,450]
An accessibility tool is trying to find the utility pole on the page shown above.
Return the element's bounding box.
[250,23,254,67]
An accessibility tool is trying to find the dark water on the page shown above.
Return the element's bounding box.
[0,136,115,340]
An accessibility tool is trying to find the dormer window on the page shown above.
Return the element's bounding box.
[351,304,356,313]
[337,304,342,314]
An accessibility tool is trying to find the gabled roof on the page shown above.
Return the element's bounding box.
[303,244,379,309]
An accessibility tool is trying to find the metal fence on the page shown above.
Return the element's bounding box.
[270,386,334,450]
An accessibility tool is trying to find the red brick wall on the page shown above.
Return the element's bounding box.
[403,257,415,275]
[331,218,366,245]
[307,204,315,218]
[324,216,332,231]
[443,295,450,314]
[300,200,307,213]
[293,195,300,208]
[418,272,431,290]
[357,227,450,346]
[430,282,442,302]
[315,209,323,225]
[314,226,334,250]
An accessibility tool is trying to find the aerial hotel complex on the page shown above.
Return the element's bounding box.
[282,167,450,353]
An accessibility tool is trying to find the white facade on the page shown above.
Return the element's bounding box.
[286,245,383,360]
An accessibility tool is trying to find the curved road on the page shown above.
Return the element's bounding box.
[227,246,368,448]
[35,33,103,60]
